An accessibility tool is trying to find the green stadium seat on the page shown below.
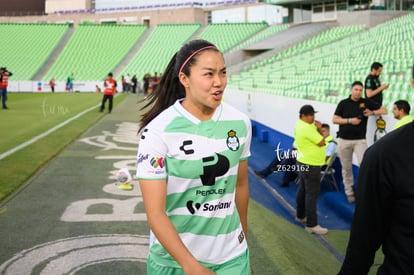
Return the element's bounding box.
[0,23,70,80]
[43,24,147,81]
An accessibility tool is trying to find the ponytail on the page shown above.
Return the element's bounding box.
[138,39,219,133]
[139,53,185,132]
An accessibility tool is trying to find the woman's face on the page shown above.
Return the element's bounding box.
[179,50,227,119]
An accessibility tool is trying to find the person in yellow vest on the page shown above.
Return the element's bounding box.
[294,105,328,235]
[392,100,414,130]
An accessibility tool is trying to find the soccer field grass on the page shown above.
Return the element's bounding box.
[0,93,104,152]
[0,92,127,201]
[248,197,383,275]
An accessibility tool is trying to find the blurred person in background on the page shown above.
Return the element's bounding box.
[364,62,389,105]
[49,77,55,93]
[332,81,387,203]
[100,72,117,113]
[0,67,13,109]
[392,100,413,130]
[294,105,328,235]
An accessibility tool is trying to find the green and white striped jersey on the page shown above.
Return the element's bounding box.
[136,99,251,266]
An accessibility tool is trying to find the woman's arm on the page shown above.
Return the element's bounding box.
[139,179,215,275]
[235,160,249,236]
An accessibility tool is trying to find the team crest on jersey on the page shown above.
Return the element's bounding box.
[359,102,366,109]
[226,130,240,151]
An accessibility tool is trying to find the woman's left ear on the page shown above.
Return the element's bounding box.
[178,72,189,88]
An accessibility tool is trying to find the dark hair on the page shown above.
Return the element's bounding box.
[371,62,383,71]
[351,81,363,88]
[394,100,411,114]
[138,39,220,132]
[321,123,330,130]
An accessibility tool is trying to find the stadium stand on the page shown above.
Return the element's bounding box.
[3,11,412,106]
[198,22,268,53]
[43,23,147,81]
[118,23,201,81]
[228,24,290,53]
[228,12,414,109]
[120,22,268,80]
[0,23,69,80]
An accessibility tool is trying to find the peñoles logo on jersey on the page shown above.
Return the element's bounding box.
[200,153,229,186]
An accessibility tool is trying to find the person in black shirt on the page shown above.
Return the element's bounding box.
[332,81,387,202]
[365,62,389,144]
[338,120,414,274]
[364,62,389,105]
[338,64,414,275]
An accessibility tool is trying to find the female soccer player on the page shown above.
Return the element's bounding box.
[136,39,252,275]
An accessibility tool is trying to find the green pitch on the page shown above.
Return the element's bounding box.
[0,92,126,201]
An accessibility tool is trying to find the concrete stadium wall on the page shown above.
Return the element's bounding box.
[0,0,45,16]
[0,3,263,27]
[336,10,409,27]
[0,8,208,27]
[8,81,103,93]
[45,0,92,14]
[225,88,397,160]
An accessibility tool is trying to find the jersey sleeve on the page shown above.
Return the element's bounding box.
[136,126,168,180]
[240,118,252,161]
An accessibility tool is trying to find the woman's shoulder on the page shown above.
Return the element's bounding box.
[221,102,250,121]
[144,104,179,131]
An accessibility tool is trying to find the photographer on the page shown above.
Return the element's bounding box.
[332,81,387,203]
[0,67,13,109]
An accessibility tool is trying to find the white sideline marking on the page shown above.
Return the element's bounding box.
[0,234,149,274]
[0,103,101,160]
